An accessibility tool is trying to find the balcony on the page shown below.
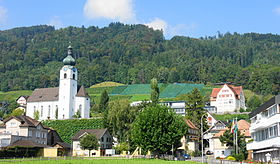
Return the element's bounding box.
[247,136,280,150]
[250,114,280,132]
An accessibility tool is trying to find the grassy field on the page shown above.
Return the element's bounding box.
[0,158,201,164]
[0,90,32,102]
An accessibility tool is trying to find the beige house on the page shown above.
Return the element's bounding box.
[0,116,48,147]
[178,119,199,153]
[72,129,113,157]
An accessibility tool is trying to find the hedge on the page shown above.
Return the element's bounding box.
[42,118,103,144]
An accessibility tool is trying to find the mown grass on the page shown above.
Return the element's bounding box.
[0,158,201,164]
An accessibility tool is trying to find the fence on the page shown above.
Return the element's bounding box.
[190,157,250,164]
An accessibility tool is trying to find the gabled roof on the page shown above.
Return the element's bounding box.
[212,119,251,138]
[210,84,243,99]
[16,96,29,102]
[2,115,42,128]
[184,119,198,130]
[53,142,71,149]
[72,129,108,141]
[8,140,50,148]
[27,87,59,102]
[76,86,90,98]
[237,120,251,137]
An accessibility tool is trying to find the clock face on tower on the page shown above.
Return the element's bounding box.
[72,68,76,72]
[63,67,68,71]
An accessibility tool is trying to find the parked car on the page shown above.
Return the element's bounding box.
[206,150,214,155]
[184,154,191,159]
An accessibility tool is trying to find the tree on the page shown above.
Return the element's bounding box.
[34,110,39,120]
[185,88,208,131]
[219,125,248,161]
[246,95,262,112]
[106,99,139,143]
[80,134,99,156]
[150,78,159,104]
[131,105,187,157]
[6,108,25,118]
[99,90,109,113]
[73,110,81,118]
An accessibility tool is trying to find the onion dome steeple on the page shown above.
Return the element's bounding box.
[63,45,76,66]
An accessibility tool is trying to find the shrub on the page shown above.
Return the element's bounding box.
[226,156,236,161]
[191,150,201,157]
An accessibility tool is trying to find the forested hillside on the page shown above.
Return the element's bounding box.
[0,23,279,95]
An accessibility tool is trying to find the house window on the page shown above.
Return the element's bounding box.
[64,73,67,79]
[101,137,104,142]
[28,131,32,137]
[41,106,43,117]
[10,122,16,127]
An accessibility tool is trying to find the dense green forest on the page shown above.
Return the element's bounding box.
[0,23,279,95]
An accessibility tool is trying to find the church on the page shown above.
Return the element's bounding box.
[26,46,90,120]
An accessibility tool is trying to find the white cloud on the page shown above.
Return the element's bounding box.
[48,16,64,29]
[83,0,135,22]
[0,6,7,25]
[274,7,280,15]
[145,18,168,32]
[145,18,197,38]
[167,23,197,37]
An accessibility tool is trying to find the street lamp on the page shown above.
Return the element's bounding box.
[201,113,207,163]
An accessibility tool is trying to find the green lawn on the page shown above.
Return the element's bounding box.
[0,158,201,164]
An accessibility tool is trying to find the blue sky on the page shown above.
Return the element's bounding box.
[1,0,280,39]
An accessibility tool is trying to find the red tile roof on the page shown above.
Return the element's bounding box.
[184,119,198,130]
[210,84,243,100]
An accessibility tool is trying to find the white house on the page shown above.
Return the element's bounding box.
[26,46,90,120]
[247,95,280,163]
[210,84,246,113]
[72,129,113,157]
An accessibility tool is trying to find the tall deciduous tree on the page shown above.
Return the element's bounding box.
[150,78,159,104]
[99,90,109,113]
[131,105,187,157]
[106,99,139,142]
[80,134,99,156]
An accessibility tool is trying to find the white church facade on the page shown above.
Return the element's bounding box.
[26,46,90,120]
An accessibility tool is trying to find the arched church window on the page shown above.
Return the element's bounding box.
[64,73,67,79]
[73,74,75,80]
[48,105,51,117]
[79,104,82,111]
[41,106,43,117]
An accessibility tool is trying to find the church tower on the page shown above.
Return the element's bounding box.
[58,46,78,119]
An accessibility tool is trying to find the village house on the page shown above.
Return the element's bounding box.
[25,46,90,120]
[247,95,280,163]
[16,96,29,110]
[0,115,48,147]
[178,119,199,153]
[72,129,113,157]
[210,84,246,113]
[204,119,251,158]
